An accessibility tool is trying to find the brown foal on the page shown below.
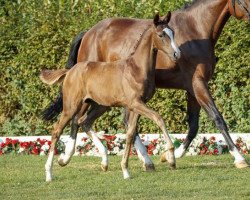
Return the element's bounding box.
[41,13,180,181]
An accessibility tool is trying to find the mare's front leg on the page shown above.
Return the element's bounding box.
[174,92,201,158]
[80,103,109,171]
[131,101,176,169]
[121,112,139,179]
[123,109,155,171]
[192,70,249,168]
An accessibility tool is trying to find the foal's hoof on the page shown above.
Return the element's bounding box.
[143,163,156,172]
[235,160,250,169]
[58,160,67,167]
[160,151,176,170]
[101,164,108,172]
[58,158,68,167]
[160,152,167,163]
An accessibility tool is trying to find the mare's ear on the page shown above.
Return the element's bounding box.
[153,11,160,26]
[163,11,171,24]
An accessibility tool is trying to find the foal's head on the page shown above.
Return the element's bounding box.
[152,12,181,61]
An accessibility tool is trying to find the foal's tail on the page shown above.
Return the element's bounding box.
[40,69,68,85]
[41,31,86,121]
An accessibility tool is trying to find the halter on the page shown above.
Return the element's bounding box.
[230,0,250,19]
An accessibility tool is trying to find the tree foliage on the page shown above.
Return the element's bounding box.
[0,0,249,136]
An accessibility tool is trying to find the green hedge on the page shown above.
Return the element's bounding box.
[0,0,249,136]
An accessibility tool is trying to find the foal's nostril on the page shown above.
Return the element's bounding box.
[174,52,178,59]
[173,51,181,60]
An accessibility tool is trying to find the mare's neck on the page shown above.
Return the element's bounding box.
[186,0,231,46]
[132,27,155,74]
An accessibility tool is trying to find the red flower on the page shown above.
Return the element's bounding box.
[12,139,19,146]
[103,135,116,141]
[213,148,218,155]
[0,143,5,148]
[31,146,40,155]
[210,136,216,141]
[5,138,12,146]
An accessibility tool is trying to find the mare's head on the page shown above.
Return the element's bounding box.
[228,0,250,21]
[152,12,181,62]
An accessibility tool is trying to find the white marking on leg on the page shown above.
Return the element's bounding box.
[230,147,245,163]
[45,150,54,182]
[174,144,186,158]
[134,135,153,166]
[89,130,108,166]
[122,169,131,179]
[59,137,76,165]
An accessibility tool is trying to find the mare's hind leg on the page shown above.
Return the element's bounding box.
[58,103,90,166]
[174,92,201,158]
[80,103,110,171]
[130,101,176,169]
[121,112,139,179]
[124,109,155,171]
[192,74,249,168]
[45,111,74,182]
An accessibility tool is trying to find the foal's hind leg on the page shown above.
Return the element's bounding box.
[45,111,73,182]
[123,109,155,171]
[58,103,90,167]
[131,101,176,169]
[121,112,139,179]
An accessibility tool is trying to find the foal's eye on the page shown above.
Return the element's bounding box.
[159,31,166,38]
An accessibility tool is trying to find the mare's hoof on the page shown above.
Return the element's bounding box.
[101,164,108,172]
[169,162,176,170]
[143,163,156,172]
[235,160,250,169]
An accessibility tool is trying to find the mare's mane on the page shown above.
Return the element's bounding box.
[182,0,202,9]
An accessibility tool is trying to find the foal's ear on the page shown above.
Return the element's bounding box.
[163,11,171,24]
[153,11,160,26]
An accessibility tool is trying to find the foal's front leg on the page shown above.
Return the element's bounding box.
[121,112,139,179]
[124,109,155,171]
[131,101,176,169]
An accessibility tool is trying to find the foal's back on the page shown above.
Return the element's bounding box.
[64,58,143,107]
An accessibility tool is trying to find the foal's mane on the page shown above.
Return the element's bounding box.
[130,24,152,56]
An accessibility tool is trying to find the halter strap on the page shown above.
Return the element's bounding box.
[230,0,249,18]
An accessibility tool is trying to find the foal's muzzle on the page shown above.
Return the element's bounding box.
[174,51,181,60]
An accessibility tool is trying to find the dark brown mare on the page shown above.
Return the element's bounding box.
[42,0,250,170]
[42,13,180,181]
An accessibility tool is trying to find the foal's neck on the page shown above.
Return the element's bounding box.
[186,0,230,46]
[131,27,155,74]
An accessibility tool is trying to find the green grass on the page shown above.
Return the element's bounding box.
[0,155,250,200]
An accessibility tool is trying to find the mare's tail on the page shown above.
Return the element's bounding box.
[40,69,68,85]
[41,31,86,121]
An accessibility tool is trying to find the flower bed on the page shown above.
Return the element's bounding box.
[0,133,249,156]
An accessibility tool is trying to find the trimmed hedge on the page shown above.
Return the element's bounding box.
[0,0,249,136]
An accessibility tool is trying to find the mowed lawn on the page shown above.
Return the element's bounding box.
[0,155,250,200]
